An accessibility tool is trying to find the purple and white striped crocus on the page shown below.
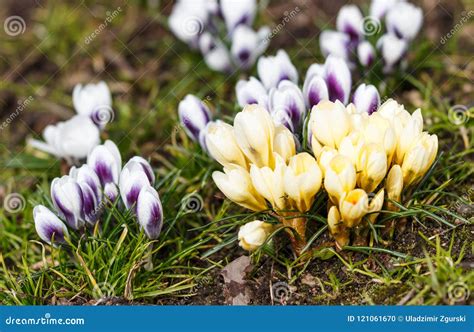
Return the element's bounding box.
[336,5,364,43]
[303,64,328,109]
[357,41,376,67]
[257,50,298,90]
[51,176,85,230]
[230,25,270,69]
[235,77,268,108]
[220,0,256,34]
[352,84,381,115]
[87,140,122,186]
[269,80,306,131]
[70,164,102,225]
[178,94,212,143]
[376,33,408,73]
[34,205,69,245]
[119,158,154,211]
[136,185,163,240]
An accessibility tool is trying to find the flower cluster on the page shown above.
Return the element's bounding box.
[320,1,423,73]
[29,81,113,163]
[169,0,270,72]
[33,140,163,245]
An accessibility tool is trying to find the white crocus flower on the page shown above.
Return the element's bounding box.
[257,50,298,90]
[220,0,256,33]
[230,25,270,69]
[385,2,423,40]
[73,81,112,127]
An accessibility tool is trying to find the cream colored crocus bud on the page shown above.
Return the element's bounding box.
[327,206,349,248]
[357,143,388,193]
[362,113,396,165]
[318,147,338,176]
[324,154,356,204]
[401,132,438,187]
[250,154,287,210]
[234,104,275,168]
[238,220,274,251]
[212,167,267,212]
[338,132,364,168]
[339,189,369,228]
[367,189,384,223]
[310,100,351,149]
[273,124,296,163]
[394,109,424,165]
[385,165,403,211]
[284,152,322,212]
[205,120,248,169]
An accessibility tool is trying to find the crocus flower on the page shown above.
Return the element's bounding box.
[28,115,100,163]
[104,183,119,202]
[273,124,296,163]
[269,80,306,131]
[34,205,69,245]
[119,158,153,210]
[324,154,357,204]
[352,83,381,115]
[136,185,163,239]
[198,32,233,72]
[310,100,351,149]
[327,205,349,247]
[87,140,122,188]
[336,4,364,42]
[51,176,85,230]
[369,0,400,19]
[319,31,351,61]
[238,220,273,251]
[220,0,256,33]
[126,156,155,184]
[385,2,423,40]
[236,77,268,108]
[178,94,212,142]
[69,164,102,205]
[377,33,407,73]
[257,50,298,90]
[324,55,352,104]
[357,41,376,67]
[357,143,388,193]
[339,188,369,227]
[230,25,270,69]
[73,81,112,128]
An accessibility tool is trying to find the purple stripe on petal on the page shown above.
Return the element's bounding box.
[308,89,323,108]
[44,224,66,243]
[126,184,143,210]
[146,201,163,239]
[367,98,379,115]
[182,116,201,141]
[326,73,345,103]
[94,161,114,185]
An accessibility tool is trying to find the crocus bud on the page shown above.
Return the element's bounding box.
[104,183,119,202]
[353,84,380,115]
[205,120,248,169]
[362,113,397,165]
[250,154,286,211]
[368,188,384,223]
[136,185,163,239]
[377,33,407,73]
[385,164,403,211]
[327,206,349,248]
[357,143,388,193]
[178,94,212,142]
[338,133,364,167]
[221,0,256,33]
[234,104,275,168]
[370,0,398,19]
[317,146,338,176]
[34,205,69,245]
[168,1,209,47]
[324,154,357,204]
[28,115,100,162]
[236,77,268,108]
[51,176,85,230]
[339,189,369,228]
[394,109,423,164]
[310,100,351,149]
[257,50,298,90]
[212,167,267,212]
[357,41,376,67]
[126,156,155,184]
[79,182,100,225]
[231,25,270,69]
[199,32,233,72]
[336,5,364,41]
[324,55,352,104]
[69,164,102,205]
[238,220,273,251]
[386,2,423,40]
[72,81,112,127]
[303,67,329,109]
[284,152,322,212]
[273,124,296,163]
[319,31,351,61]
[401,133,438,187]
[88,140,122,186]
[119,160,152,210]
[269,80,306,131]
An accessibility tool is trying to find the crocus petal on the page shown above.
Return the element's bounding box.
[324,55,352,104]
[136,185,163,239]
[34,205,69,245]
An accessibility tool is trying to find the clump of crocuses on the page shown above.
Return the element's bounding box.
[33,140,163,245]
[320,0,423,74]
[168,0,270,72]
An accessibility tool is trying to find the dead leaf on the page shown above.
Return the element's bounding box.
[220,256,253,305]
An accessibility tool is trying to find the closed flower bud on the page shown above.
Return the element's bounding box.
[385,164,403,211]
[324,55,352,104]
[238,220,273,251]
[104,182,119,202]
[317,146,338,176]
[168,1,210,46]
[136,185,163,239]
[357,143,388,193]
[362,113,397,165]
[327,206,349,248]
[127,156,155,184]
[273,124,296,163]
[199,32,232,73]
[51,176,85,230]
[236,77,268,108]
[370,0,398,19]
[319,31,351,61]
[357,41,375,67]
[119,159,152,210]
[79,182,100,225]
[386,2,423,40]
[269,80,306,131]
[205,120,248,169]
[367,188,384,223]
[339,189,369,228]
[88,140,122,186]
[250,154,287,211]
[72,81,112,127]
[310,100,351,149]
[401,133,438,186]
[231,25,270,69]
[336,5,364,41]
[221,0,256,33]
[338,133,364,168]
[377,33,407,73]
[303,70,329,109]
[257,50,298,90]
[395,109,423,164]
[34,205,69,245]
[352,84,380,115]
[324,154,357,204]
[284,152,322,212]
[179,94,212,142]
[234,104,275,168]
[69,164,102,205]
